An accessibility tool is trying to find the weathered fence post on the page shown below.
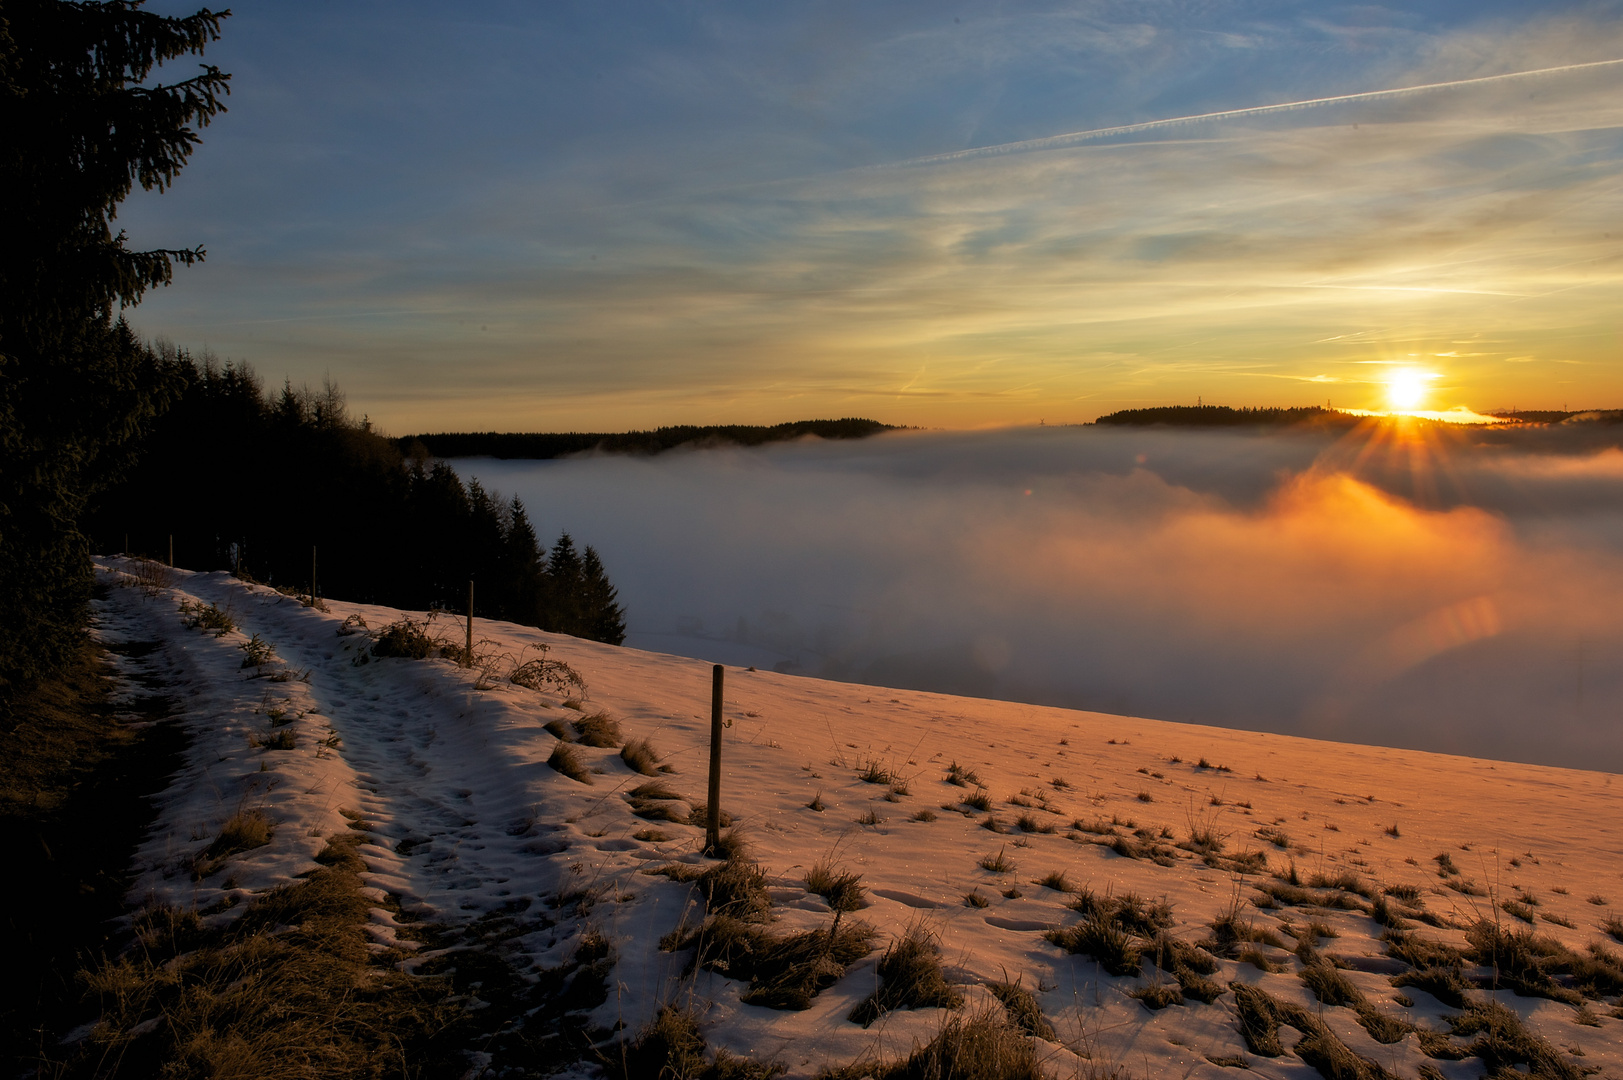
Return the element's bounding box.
[311,545,317,603]
[466,579,475,667]
[705,664,724,854]
[168,534,174,567]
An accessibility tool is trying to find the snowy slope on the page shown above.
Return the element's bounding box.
[91,559,1623,1079]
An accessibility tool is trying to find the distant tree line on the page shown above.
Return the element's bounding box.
[91,351,627,644]
[405,417,897,460]
[1095,405,1349,427]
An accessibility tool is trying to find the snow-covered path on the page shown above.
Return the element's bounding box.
[93,559,1623,1080]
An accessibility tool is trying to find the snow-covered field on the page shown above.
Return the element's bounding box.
[93,558,1623,1079]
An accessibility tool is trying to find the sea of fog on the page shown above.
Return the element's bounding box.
[452,424,1623,774]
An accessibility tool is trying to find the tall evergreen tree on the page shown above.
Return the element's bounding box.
[0,1,230,704]
[579,545,627,645]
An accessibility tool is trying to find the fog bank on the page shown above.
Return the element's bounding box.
[455,423,1623,772]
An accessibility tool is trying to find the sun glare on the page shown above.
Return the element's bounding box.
[1386,369,1430,412]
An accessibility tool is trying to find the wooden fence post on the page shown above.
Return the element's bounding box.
[466,579,474,666]
[311,545,317,603]
[705,664,724,854]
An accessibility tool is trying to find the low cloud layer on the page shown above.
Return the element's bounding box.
[459,423,1623,773]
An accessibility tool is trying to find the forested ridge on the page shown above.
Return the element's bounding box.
[92,351,627,644]
[406,417,897,459]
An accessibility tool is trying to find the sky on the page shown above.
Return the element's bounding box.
[122,1,1623,432]
[456,421,1623,773]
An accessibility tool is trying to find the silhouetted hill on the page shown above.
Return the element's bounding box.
[1094,405,1350,427]
[403,419,899,459]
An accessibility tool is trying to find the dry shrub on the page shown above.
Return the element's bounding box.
[508,645,586,695]
[370,618,438,660]
[849,925,964,1027]
[178,599,235,636]
[821,1009,1043,1080]
[548,741,593,784]
[573,712,622,748]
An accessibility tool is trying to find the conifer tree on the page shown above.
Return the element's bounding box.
[0,1,230,703]
[579,545,627,645]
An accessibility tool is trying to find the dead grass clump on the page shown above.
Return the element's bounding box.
[1129,980,1183,1010]
[1601,915,1623,943]
[1442,999,1584,1080]
[1045,911,1142,977]
[1501,898,1537,924]
[572,712,622,748]
[985,979,1055,1040]
[1255,826,1290,848]
[250,728,297,751]
[605,1005,783,1080]
[859,759,896,785]
[192,808,275,878]
[1014,813,1055,835]
[911,809,937,822]
[848,925,964,1027]
[1035,870,1073,893]
[124,556,175,595]
[857,809,884,826]
[1433,852,1459,876]
[1463,919,1621,1004]
[1201,900,1286,958]
[1253,881,1363,911]
[1391,966,1471,1008]
[962,788,992,812]
[1145,934,1223,1003]
[1306,869,1373,898]
[66,835,467,1079]
[964,890,989,909]
[978,846,1014,873]
[687,802,735,829]
[805,862,866,912]
[820,1010,1042,1080]
[620,738,667,776]
[706,827,750,860]
[738,918,879,1011]
[626,781,688,822]
[548,741,593,784]
[1232,983,1398,1078]
[1068,889,1172,936]
[1072,818,1116,836]
[544,718,574,741]
[945,761,983,787]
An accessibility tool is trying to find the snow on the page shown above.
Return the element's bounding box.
[92,558,1623,1078]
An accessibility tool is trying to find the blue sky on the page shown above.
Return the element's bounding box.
[124,1,1623,431]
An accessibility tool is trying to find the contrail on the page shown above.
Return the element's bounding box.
[880,57,1623,170]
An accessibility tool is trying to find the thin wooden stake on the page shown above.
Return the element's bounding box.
[311,545,317,603]
[466,579,474,667]
[706,664,724,854]
[168,534,173,567]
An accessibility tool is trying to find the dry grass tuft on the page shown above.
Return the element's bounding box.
[1035,869,1074,893]
[964,890,989,909]
[192,808,275,879]
[572,712,622,747]
[805,861,866,912]
[619,737,666,776]
[605,1005,784,1080]
[979,846,1015,873]
[820,1009,1042,1080]
[548,741,593,784]
[910,808,937,822]
[986,979,1055,1040]
[848,924,964,1027]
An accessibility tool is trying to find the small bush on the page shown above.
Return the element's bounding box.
[239,633,277,668]
[620,738,664,776]
[548,742,593,784]
[508,648,586,695]
[179,599,235,636]
[572,712,622,747]
[371,618,436,660]
[848,925,963,1027]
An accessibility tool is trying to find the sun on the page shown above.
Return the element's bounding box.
[1386,369,1429,411]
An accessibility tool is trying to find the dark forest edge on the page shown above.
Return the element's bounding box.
[404,417,900,459]
[93,349,627,645]
[1094,404,1623,427]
